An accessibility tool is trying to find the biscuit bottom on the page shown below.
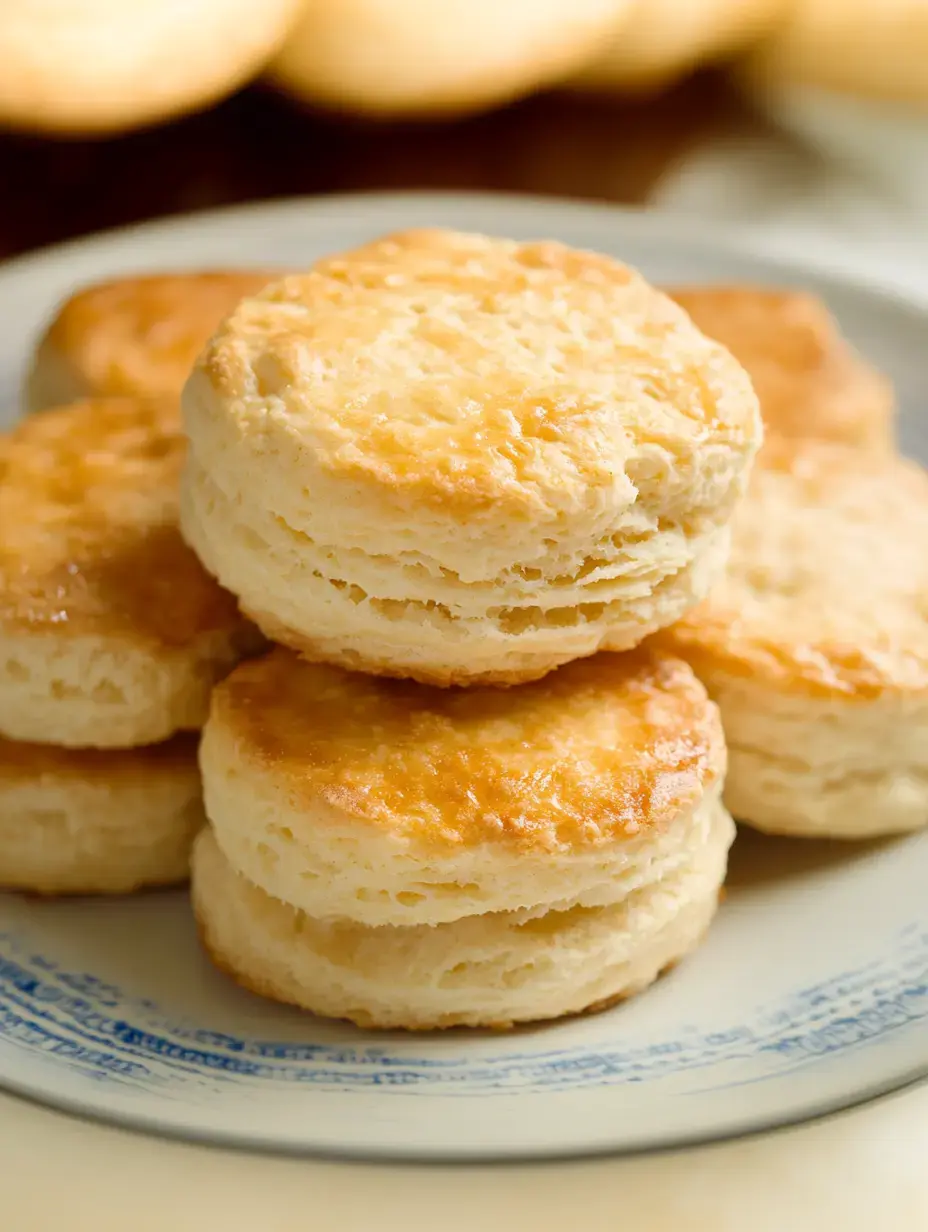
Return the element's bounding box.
[0,736,204,895]
[192,802,733,1031]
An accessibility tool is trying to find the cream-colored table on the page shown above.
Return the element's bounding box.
[3,1080,926,1231]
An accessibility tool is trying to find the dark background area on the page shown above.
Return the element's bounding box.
[0,74,762,260]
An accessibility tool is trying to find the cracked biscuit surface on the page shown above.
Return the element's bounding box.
[181,228,761,686]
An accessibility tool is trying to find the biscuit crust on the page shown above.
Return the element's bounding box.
[27,271,280,410]
[668,286,894,451]
[658,441,928,838]
[0,398,260,747]
[200,646,727,926]
[660,441,928,701]
[208,646,723,848]
[182,228,761,685]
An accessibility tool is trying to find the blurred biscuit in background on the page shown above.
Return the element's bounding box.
[26,271,280,411]
[266,0,633,118]
[668,286,895,451]
[741,0,928,106]
[0,397,261,749]
[0,0,306,136]
[0,736,203,896]
[657,440,928,840]
[570,0,786,96]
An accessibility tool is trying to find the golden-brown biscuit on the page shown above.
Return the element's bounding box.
[200,646,730,924]
[194,644,734,1028]
[0,735,203,895]
[668,285,895,451]
[657,440,928,838]
[742,0,928,107]
[181,228,761,687]
[26,271,280,411]
[0,398,261,749]
[570,0,786,96]
[266,0,633,119]
[0,0,306,135]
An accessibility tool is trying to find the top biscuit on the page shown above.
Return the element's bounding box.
[26,271,280,412]
[668,286,894,451]
[659,439,928,701]
[0,397,260,748]
[181,228,761,686]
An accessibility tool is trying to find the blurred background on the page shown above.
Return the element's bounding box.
[0,0,925,270]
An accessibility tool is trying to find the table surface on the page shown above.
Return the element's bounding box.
[1,77,927,1232]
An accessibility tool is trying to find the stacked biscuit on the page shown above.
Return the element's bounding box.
[653,286,928,841]
[172,228,763,1029]
[1,274,274,894]
[13,231,922,1032]
[0,397,261,894]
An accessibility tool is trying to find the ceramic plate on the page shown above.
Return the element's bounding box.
[1,193,927,1162]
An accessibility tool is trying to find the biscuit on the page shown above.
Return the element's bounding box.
[0,398,261,749]
[181,228,761,686]
[742,0,928,107]
[0,735,203,895]
[27,271,280,412]
[266,0,632,119]
[192,815,730,1030]
[199,645,731,926]
[668,285,894,452]
[195,645,732,1028]
[571,0,785,95]
[657,440,928,839]
[0,0,305,135]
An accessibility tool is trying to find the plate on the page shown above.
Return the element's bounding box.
[1,192,927,1163]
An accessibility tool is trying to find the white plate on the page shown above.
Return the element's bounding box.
[1,192,927,1163]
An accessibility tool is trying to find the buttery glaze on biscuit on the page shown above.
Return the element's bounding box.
[0,398,240,643]
[668,286,894,450]
[26,271,280,410]
[182,228,762,685]
[199,644,729,927]
[0,397,260,748]
[212,647,721,850]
